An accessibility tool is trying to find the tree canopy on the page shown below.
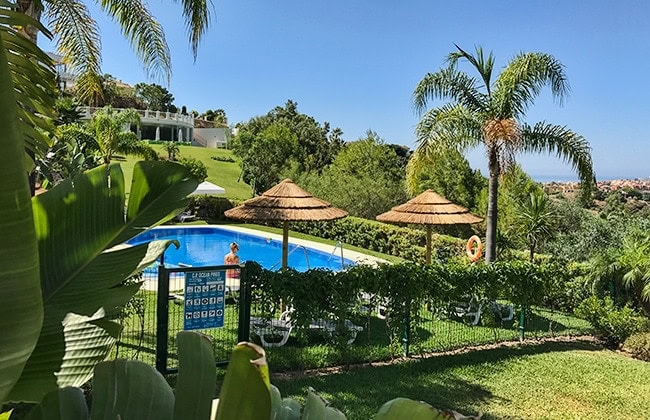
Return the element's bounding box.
[134,82,176,112]
[296,130,408,219]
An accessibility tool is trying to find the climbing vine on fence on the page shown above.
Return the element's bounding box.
[246,260,562,348]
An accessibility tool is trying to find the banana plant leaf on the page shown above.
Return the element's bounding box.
[8,162,198,402]
[24,387,89,420]
[173,332,217,420]
[216,342,272,420]
[0,14,43,403]
[90,360,175,420]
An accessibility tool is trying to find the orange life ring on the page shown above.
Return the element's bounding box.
[466,235,483,262]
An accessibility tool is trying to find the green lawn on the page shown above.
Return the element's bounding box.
[119,145,253,200]
[273,341,650,419]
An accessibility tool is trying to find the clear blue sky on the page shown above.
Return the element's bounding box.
[43,0,649,180]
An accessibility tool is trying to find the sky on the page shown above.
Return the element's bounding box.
[42,0,649,181]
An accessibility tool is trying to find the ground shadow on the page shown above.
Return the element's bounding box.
[271,340,602,419]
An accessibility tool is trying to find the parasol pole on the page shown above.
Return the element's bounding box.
[282,221,289,270]
[425,225,432,265]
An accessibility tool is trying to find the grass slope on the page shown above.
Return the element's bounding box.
[273,341,650,419]
[119,145,253,200]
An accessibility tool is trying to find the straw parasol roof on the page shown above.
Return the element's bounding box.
[225,179,347,221]
[376,190,482,264]
[376,190,483,225]
[225,179,347,269]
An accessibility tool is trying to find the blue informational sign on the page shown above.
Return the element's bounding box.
[184,270,226,330]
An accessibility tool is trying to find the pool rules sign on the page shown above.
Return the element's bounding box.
[184,270,225,330]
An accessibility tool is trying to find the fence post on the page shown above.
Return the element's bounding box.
[155,255,170,374]
[237,263,251,343]
[518,306,525,342]
[402,304,411,357]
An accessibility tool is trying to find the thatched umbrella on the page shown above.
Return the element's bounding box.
[376,190,483,264]
[224,179,348,269]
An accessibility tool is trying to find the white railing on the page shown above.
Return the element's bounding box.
[78,106,194,126]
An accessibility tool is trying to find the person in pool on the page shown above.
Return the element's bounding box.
[224,242,240,289]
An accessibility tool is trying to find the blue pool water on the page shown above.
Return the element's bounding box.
[127,226,353,271]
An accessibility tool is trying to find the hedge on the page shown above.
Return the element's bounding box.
[285,217,466,262]
[246,259,562,349]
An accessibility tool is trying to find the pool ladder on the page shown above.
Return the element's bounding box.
[327,240,345,269]
[270,245,310,271]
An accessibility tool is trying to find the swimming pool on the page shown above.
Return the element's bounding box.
[127,226,354,271]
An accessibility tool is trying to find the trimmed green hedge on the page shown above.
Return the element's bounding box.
[188,196,238,221]
[287,217,465,262]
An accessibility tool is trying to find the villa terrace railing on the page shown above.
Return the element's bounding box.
[79,106,194,126]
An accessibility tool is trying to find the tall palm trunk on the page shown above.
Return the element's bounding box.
[485,147,499,262]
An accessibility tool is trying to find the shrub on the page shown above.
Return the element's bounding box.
[286,216,465,262]
[575,296,643,347]
[178,156,208,182]
[623,331,650,361]
[211,155,235,163]
[188,196,238,221]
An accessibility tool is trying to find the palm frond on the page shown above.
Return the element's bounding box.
[45,0,101,104]
[412,66,487,115]
[0,1,56,161]
[493,52,569,118]
[415,103,483,158]
[116,133,157,160]
[73,71,103,106]
[99,0,171,82]
[174,0,211,59]
[521,122,595,189]
[448,44,495,94]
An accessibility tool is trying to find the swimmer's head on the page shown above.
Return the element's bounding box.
[230,242,239,252]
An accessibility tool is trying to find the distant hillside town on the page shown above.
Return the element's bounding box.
[544,178,650,204]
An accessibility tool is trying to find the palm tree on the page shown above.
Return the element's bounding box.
[413,45,594,262]
[87,106,157,166]
[163,141,180,161]
[516,191,556,261]
[619,232,650,314]
[17,0,211,104]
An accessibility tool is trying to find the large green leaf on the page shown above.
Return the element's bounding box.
[90,360,175,420]
[8,162,198,402]
[216,342,272,420]
[302,388,346,420]
[25,387,89,420]
[173,332,217,420]
[0,10,43,403]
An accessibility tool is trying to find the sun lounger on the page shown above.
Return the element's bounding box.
[250,310,294,348]
[308,319,364,345]
[175,211,196,222]
[250,310,363,347]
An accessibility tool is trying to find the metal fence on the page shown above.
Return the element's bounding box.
[114,261,251,374]
[114,263,591,373]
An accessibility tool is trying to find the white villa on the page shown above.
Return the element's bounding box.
[50,52,229,147]
[78,107,229,148]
